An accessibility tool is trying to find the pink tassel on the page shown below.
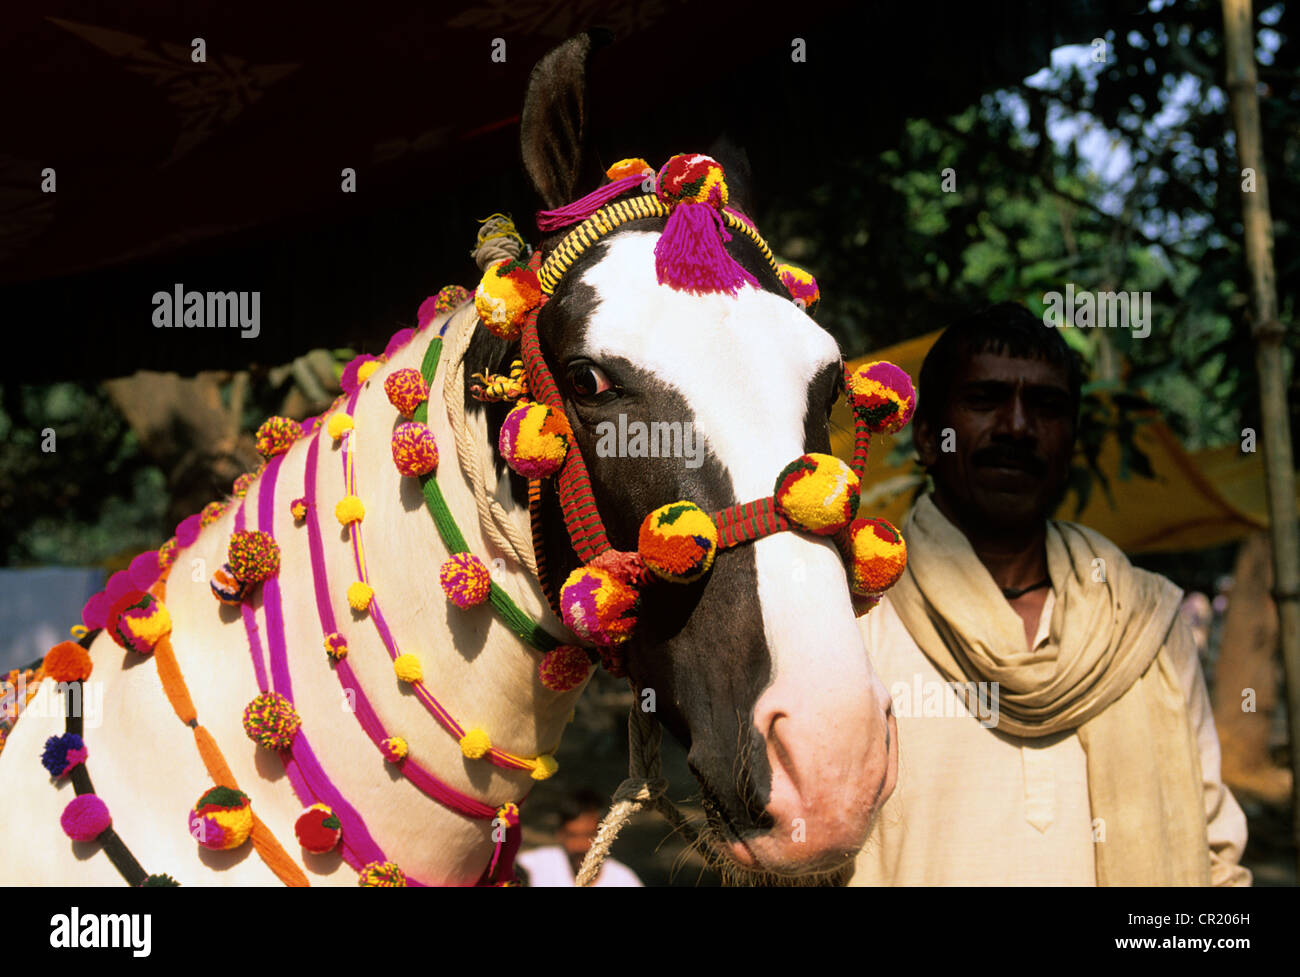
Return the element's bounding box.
[537,173,648,232]
[655,203,759,295]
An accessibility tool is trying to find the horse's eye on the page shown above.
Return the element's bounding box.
[567,361,614,400]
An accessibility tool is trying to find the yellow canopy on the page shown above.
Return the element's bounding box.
[832,331,1290,553]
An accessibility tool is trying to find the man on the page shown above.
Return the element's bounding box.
[851,303,1250,885]
[516,788,643,887]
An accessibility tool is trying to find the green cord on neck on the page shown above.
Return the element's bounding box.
[414,336,559,653]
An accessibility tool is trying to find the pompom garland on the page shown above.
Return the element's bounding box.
[323,632,349,661]
[418,286,473,329]
[189,786,253,851]
[200,500,228,527]
[43,641,93,682]
[559,566,639,646]
[42,732,88,778]
[327,413,354,440]
[391,422,439,477]
[358,861,406,887]
[638,501,719,583]
[61,794,111,842]
[381,736,409,762]
[498,401,571,478]
[106,591,171,654]
[347,582,374,611]
[538,646,592,692]
[232,470,259,499]
[393,654,423,684]
[776,262,821,315]
[210,564,253,605]
[846,361,916,435]
[773,453,860,536]
[255,416,302,458]
[227,530,280,582]
[458,728,491,759]
[242,692,301,750]
[157,538,178,571]
[440,553,491,609]
[842,517,908,596]
[475,257,541,340]
[384,368,428,417]
[335,495,365,526]
[294,804,341,854]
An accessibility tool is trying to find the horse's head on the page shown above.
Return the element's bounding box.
[468,33,900,880]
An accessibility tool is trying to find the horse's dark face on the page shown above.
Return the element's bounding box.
[533,223,897,878]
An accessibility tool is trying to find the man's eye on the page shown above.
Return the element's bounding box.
[567,362,614,399]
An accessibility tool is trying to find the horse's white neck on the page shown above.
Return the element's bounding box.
[168,305,584,884]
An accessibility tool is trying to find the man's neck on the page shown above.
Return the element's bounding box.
[930,490,1049,592]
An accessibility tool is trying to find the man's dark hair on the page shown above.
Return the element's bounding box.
[557,787,606,826]
[916,302,1084,434]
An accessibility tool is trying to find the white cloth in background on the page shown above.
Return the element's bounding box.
[516,845,643,887]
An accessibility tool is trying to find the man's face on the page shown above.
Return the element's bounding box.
[916,350,1075,532]
[560,810,600,857]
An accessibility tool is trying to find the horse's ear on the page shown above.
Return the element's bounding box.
[520,30,612,211]
[707,133,757,216]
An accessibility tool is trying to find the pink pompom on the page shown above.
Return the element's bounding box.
[384,328,416,358]
[81,591,113,630]
[175,515,202,548]
[128,551,161,591]
[61,794,111,842]
[391,422,439,477]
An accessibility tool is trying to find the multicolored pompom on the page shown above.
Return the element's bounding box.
[538,646,592,692]
[157,537,178,571]
[381,736,408,763]
[242,691,301,750]
[232,470,259,499]
[846,361,916,435]
[440,553,492,609]
[42,732,88,778]
[227,530,280,583]
[211,563,254,605]
[384,368,428,417]
[842,517,908,596]
[475,257,542,340]
[323,632,348,662]
[498,401,571,478]
[358,861,406,887]
[106,591,171,654]
[290,497,308,521]
[418,285,473,329]
[200,500,228,527]
[294,803,341,854]
[638,501,719,583]
[255,416,302,458]
[559,566,640,646]
[773,453,861,536]
[776,263,820,315]
[656,153,729,209]
[43,641,93,682]
[61,794,111,842]
[189,786,253,851]
[391,422,439,477]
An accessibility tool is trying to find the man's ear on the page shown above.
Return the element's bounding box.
[914,415,939,467]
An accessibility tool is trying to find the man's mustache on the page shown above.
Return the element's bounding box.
[972,444,1047,476]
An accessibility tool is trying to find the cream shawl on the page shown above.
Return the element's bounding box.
[887,495,1211,885]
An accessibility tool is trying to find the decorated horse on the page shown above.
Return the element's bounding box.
[0,32,915,886]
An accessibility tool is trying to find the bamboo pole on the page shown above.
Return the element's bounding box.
[1221,0,1300,880]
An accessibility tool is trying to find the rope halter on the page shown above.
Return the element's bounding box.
[472,154,916,666]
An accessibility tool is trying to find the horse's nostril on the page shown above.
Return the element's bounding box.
[766,714,803,801]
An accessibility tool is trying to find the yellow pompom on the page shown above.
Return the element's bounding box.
[347,581,374,611]
[335,495,365,525]
[393,653,423,683]
[327,413,354,439]
[357,360,382,383]
[458,728,491,759]
[530,754,559,780]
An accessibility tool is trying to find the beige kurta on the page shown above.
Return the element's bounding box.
[851,590,1252,886]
